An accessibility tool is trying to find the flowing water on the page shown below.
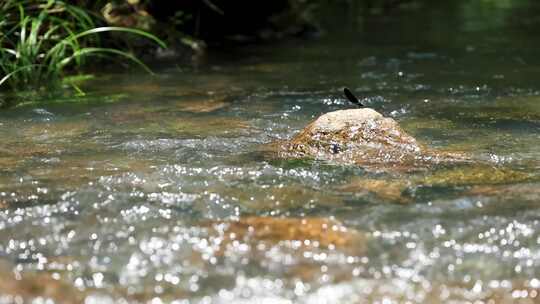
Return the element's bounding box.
[1,1,540,303]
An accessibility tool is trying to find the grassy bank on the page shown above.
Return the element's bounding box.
[0,0,425,106]
[0,0,165,96]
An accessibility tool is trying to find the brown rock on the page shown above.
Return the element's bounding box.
[0,260,86,304]
[101,1,154,30]
[201,216,367,287]
[202,184,343,212]
[278,109,466,171]
[339,178,412,204]
[22,121,91,141]
[167,117,251,137]
[176,99,230,113]
[467,182,540,200]
[422,165,532,187]
[203,216,365,255]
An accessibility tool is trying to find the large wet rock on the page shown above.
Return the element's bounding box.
[278,108,466,171]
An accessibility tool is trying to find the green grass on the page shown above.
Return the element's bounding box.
[0,0,165,95]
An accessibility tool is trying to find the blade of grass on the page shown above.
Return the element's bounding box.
[0,48,18,57]
[58,47,154,74]
[0,64,42,86]
[68,26,166,49]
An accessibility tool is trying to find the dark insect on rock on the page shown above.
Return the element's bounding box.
[343,87,364,107]
[330,143,341,154]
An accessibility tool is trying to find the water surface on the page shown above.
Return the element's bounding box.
[1,1,540,303]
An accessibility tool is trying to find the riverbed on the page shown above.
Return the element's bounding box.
[1,1,540,303]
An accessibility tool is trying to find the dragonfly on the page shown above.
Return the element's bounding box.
[343,87,364,107]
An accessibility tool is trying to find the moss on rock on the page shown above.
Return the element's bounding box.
[421,164,531,187]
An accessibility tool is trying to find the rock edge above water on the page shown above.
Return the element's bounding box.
[278,108,467,171]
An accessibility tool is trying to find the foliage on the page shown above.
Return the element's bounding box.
[0,0,319,103]
[0,0,165,92]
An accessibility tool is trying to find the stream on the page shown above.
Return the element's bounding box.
[1,1,540,303]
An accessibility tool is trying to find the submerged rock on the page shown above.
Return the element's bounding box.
[27,155,156,188]
[176,97,231,113]
[203,216,365,255]
[0,260,86,304]
[400,117,456,134]
[22,121,92,142]
[338,178,412,204]
[203,184,344,212]
[422,164,532,187]
[278,108,465,171]
[167,117,251,137]
[199,216,366,286]
[0,156,20,169]
[467,182,540,201]
[107,103,166,124]
[0,142,54,158]
[335,164,532,204]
